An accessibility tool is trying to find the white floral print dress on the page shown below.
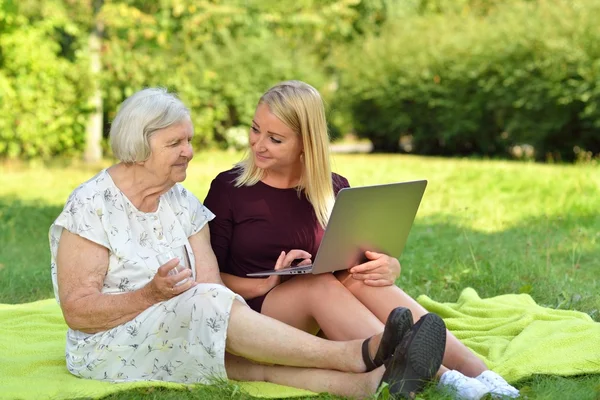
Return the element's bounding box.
[49,169,244,384]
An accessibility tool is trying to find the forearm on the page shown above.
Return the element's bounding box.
[196,267,224,285]
[220,272,270,300]
[189,225,227,286]
[61,286,156,334]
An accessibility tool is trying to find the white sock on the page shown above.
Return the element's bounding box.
[439,370,490,400]
[475,370,520,398]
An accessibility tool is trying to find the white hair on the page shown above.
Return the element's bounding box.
[109,87,190,163]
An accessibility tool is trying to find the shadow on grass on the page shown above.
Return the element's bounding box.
[0,196,62,303]
[401,211,600,320]
[1,195,598,318]
[1,195,599,400]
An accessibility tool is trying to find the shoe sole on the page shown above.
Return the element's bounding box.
[374,307,414,366]
[385,313,446,398]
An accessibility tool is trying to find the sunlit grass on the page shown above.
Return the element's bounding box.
[1,152,599,399]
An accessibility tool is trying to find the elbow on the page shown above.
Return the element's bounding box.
[60,298,98,333]
[60,302,84,331]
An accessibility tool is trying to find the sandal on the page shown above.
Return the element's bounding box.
[362,307,413,372]
[379,313,447,398]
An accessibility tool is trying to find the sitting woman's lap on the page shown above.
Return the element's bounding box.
[67,284,243,384]
[261,273,385,339]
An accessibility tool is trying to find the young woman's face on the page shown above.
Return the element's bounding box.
[249,103,303,173]
[143,119,194,185]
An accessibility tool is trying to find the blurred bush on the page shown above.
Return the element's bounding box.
[1,0,600,162]
[1,0,378,158]
[0,0,92,159]
[99,1,332,150]
[334,0,600,161]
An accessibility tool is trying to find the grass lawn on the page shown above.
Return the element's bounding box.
[1,152,599,399]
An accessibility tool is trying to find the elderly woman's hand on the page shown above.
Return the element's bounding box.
[348,251,401,287]
[145,258,197,302]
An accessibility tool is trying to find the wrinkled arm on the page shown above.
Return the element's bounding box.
[57,230,163,333]
[189,224,225,285]
[203,178,235,275]
[203,179,257,293]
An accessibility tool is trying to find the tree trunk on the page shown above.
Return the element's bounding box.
[84,0,104,163]
[370,135,400,153]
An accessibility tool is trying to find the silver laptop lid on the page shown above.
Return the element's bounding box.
[311,180,427,274]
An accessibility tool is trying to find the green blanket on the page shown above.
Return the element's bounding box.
[1,288,599,400]
[417,287,600,382]
[0,299,314,400]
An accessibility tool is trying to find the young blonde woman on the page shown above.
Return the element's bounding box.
[203,81,519,400]
[50,87,449,399]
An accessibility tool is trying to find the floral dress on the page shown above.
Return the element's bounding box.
[49,169,244,384]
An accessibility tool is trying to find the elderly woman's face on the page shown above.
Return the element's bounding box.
[143,119,194,185]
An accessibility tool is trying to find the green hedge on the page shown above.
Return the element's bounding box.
[1,0,352,159]
[334,0,600,161]
[0,2,92,159]
[3,0,600,161]
[101,30,327,151]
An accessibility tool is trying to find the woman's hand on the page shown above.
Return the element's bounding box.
[145,257,197,302]
[348,250,401,286]
[261,249,312,294]
[57,229,195,334]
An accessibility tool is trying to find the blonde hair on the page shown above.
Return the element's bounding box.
[110,87,190,163]
[235,80,334,228]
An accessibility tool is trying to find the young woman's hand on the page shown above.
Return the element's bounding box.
[348,250,401,286]
[261,249,312,293]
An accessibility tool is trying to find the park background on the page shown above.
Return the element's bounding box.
[0,0,599,399]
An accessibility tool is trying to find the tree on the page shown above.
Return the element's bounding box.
[84,0,104,163]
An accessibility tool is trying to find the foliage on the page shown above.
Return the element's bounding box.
[334,0,600,160]
[99,0,382,149]
[0,0,389,158]
[2,0,600,162]
[100,4,328,148]
[0,0,92,158]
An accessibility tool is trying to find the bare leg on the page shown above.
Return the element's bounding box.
[261,273,390,362]
[261,273,384,340]
[225,353,381,399]
[226,300,375,373]
[336,270,488,377]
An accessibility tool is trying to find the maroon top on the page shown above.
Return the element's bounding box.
[203,168,350,311]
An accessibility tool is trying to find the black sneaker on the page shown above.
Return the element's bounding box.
[363,307,414,371]
[380,313,447,398]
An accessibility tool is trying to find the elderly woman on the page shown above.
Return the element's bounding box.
[48,87,447,398]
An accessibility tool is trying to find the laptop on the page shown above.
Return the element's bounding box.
[246,180,427,277]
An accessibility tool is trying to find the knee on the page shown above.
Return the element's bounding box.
[306,273,349,295]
